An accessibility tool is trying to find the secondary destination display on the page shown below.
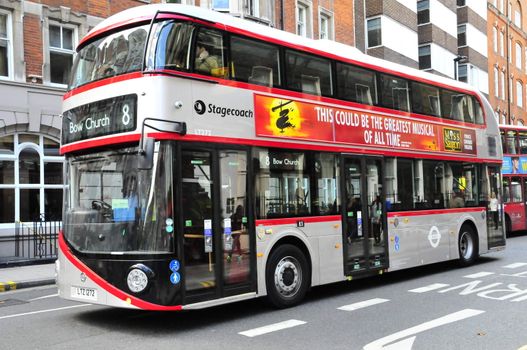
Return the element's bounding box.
[254,94,477,156]
[62,94,137,144]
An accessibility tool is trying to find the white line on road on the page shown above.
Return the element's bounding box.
[504,263,527,269]
[0,304,91,320]
[463,272,494,279]
[408,283,449,293]
[362,309,485,350]
[337,298,390,312]
[29,293,59,301]
[238,319,306,337]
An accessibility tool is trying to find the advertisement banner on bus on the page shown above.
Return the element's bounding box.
[254,94,477,155]
[502,156,527,174]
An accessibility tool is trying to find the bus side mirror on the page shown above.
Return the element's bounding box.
[138,137,155,170]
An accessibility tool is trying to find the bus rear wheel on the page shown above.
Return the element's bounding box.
[458,225,478,266]
[266,244,310,308]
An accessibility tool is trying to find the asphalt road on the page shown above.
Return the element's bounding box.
[2,234,527,350]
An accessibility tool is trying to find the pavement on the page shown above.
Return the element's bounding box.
[0,262,56,292]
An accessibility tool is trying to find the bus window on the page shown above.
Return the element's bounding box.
[230,36,280,87]
[396,158,413,210]
[194,28,226,77]
[505,131,518,154]
[285,50,332,96]
[472,96,484,124]
[152,21,194,71]
[511,177,522,202]
[422,160,445,209]
[379,74,410,112]
[411,81,441,117]
[314,153,339,215]
[519,131,527,154]
[336,62,377,105]
[462,163,478,207]
[503,178,511,203]
[255,149,311,218]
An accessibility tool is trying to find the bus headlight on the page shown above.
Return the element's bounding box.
[127,264,154,293]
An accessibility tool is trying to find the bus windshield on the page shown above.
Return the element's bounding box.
[63,143,174,254]
[69,20,195,89]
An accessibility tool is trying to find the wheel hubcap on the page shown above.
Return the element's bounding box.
[274,256,302,297]
[460,231,473,259]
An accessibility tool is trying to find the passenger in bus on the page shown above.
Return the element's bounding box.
[489,192,499,229]
[449,190,465,208]
[370,195,382,245]
[195,37,219,75]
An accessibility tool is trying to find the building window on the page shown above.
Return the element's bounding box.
[517,81,523,107]
[501,70,506,99]
[500,31,505,57]
[297,2,312,38]
[417,1,430,24]
[457,25,466,47]
[0,10,11,79]
[0,134,65,223]
[367,18,381,48]
[457,0,466,6]
[515,9,522,28]
[458,64,467,83]
[212,0,229,11]
[319,12,333,40]
[49,23,75,85]
[494,67,499,98]
[418,45,431,70]
[516,42,523,70]
[493,27,498,53]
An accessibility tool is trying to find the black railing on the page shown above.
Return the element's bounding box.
[2,215,61,266]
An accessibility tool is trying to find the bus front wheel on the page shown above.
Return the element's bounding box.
[458,225,478,266]
[265,244,310,308]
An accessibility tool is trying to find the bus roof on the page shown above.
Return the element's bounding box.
[84,4,479,95]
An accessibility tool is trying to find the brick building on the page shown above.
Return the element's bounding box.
[487,0,527,126]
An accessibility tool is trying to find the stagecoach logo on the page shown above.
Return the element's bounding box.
[194,100,206,115]
[193,99,253,118]
[80,272,87,283]
[428,226,442,248]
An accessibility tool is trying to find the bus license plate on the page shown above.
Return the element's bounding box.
[71,286,97,301]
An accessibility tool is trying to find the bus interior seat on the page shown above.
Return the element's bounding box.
[355,84,373,105]
[450,95,465,121]
[301,74,321,95]
[248,66,273,87]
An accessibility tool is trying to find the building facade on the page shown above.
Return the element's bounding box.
[488,0,527,126]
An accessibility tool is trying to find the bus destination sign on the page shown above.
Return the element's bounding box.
[254,94,477,156]
[62,94,137,145]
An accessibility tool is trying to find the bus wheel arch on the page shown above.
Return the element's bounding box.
[265,237,312,308]
[458,221,479,266]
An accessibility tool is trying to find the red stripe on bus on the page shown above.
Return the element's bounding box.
[60,131,502,165]
[58,231,183,311]
[255,215,341,226]
[63,72,144,100]
[387,207,486,217]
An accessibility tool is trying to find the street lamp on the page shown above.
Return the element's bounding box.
[453,55,467,80]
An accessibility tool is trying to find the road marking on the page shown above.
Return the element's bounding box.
[29,293,59,301]
[383,336,416,350]
[337,298,390,312]
[363,309,485,350]
[238,319,306,337]
[504,263,527,269]
[463,272,494,279]
[0,304,91,320]
[408,283,449,293]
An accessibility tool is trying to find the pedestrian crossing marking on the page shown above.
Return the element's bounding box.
[337,298,389,311]
[503,263,527,269]
[238,319,306,337]
[463,272,494,279]
[409,283,449,293]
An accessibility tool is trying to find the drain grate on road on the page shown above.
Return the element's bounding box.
[0,299,29,307]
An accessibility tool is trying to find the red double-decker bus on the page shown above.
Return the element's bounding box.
[57,4,505,310]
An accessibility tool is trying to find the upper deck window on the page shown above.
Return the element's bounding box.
[379,74,410,112]
[193,28,226,77]
[230,36,280,87]
[411,81,440,117]
[152,21,194,71]
[285,50,332,96]
[69,24,148,90]
[336,62,377,105]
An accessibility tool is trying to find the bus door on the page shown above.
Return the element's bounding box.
[341,155,388,275]
[179,146,254,304]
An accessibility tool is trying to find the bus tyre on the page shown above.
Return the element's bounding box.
[266,244,310,308]
[458,225,478,266]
